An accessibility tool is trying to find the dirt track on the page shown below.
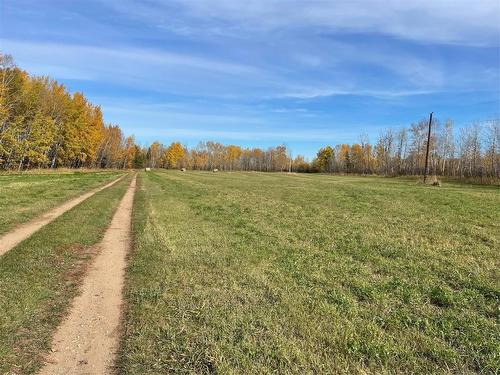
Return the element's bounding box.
[39,174,136,375]
[0,174,126,257]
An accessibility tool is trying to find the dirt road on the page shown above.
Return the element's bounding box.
[39,174,136,374]
[0,173,127,257]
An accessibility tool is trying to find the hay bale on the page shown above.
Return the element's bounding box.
[431,177,441,186]
[145,167,151,171]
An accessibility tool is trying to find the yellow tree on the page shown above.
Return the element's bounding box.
[338,144,352,172]
[273,145,289,172]
[225,145,242,170]
[350,143,363,173]
[163,142,185,169]
[0,54,17,163]
[251,148,263,171]
[46,81,71,168]
[363,143,375,173]
[190,149,208,170]
[12,75,55,169]
[122,136,136,169]
[62,93,89,167]
[22,112,54,168]
[84,105,105,167]
[0,68,30,168]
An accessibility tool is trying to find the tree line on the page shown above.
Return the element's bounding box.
[139,118,499,180]
[0,54,140,170]
[312,119,499,179]
[1,53,498,179]
[143,141,292,172]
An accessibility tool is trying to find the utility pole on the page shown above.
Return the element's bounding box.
[423,112,433,183]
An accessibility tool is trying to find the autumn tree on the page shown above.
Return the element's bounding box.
[163,142,185,169]
[225,145,242,171]
[314,146,334,172]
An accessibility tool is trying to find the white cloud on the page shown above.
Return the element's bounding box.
[278,88,436,99]
[0,39,258,76]
[2,0,496,101]
[2,37,444,100]
[105,0,500,46]
[1,38,279,98]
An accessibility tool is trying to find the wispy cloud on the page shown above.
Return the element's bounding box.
[2,0,498,158]
[104,0,500,46]
[279,88,437,99]
[2,36,457,100]
[0,39,259,76]
[1,38,279,98]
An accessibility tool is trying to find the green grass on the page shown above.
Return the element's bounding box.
[0,170,124,235]
[119,171,499,374]
[0,173,133,374]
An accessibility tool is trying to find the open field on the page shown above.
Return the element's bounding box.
[0,173,133,374]
[0,170,498,374]
[0,170,124,235]
[119,171,499,374]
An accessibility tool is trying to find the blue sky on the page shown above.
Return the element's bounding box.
[1,0,499,159]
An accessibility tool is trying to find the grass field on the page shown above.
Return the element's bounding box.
[0,170,124,235]
[119,171,499,374]
[0,173,133,374]
[0,170,498,374]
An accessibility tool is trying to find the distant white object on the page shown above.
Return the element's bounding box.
[213,168,219,172]
[432,177,441,187]
[181,168,186,172]
[145,167,151,171]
